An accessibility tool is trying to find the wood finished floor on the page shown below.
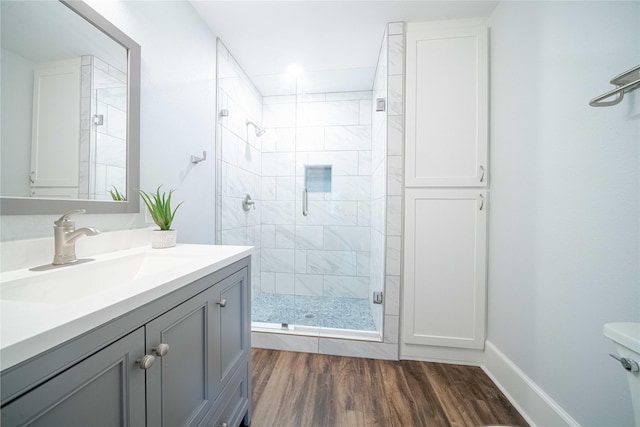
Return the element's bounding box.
[251,348,528,427]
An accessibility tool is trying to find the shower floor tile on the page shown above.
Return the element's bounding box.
[252,292,377,331]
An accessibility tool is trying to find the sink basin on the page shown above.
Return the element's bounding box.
[1,252,198,304]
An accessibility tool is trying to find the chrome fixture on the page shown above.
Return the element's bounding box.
[53,209,100,265]
[137,354,155,370]
[302,188,309,216]
[242,194,255,211]
[191,150,207,164]
[590,64,640,107]
[373,291,383,304]
[609,353,640,372]
[245,120,265,137]
[153,343,170,357]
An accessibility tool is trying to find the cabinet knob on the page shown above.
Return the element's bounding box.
[153,343,170,357]
[217,299,227,308]
[137,354,155,370]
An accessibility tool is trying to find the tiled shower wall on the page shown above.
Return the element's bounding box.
[260,91,373,299]
[215,41,263,291]
[381,22,405,354]
[79,55,127,200]
[370,27,388,333]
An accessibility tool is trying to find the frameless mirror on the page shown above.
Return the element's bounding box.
[0,0,140,214]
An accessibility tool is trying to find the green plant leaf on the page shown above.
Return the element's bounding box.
[138,185,182,230]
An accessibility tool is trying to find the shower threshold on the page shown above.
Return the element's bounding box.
[252,321,382,342]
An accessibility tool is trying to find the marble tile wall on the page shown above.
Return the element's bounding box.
[261,91,373,300]
[369,26,388,334]
[381,21,405,357]
[80,55,128,201]
[216,41,263,291]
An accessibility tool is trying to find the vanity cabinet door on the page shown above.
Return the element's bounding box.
[1,327,146,427]
[145,286,217,427]
[217,268,250,384]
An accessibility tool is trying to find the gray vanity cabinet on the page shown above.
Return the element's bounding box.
[1,258,251,427]
[1,327,147,426]
[146,268,250,427]
[146,285,217,427]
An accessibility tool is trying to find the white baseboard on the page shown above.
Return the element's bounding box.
[482,340,580,427]
[400,343,485,365]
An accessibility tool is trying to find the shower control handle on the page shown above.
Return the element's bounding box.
[302,188,308,216]
[242,194,255,211]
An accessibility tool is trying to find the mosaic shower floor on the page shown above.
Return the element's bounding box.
[252,292,377,331]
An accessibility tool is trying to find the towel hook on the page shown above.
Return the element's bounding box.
[191,151,207,164]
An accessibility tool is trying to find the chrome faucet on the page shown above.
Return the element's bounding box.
[53,210,100,265]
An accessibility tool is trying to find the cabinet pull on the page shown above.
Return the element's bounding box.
[153,343,170,357]
[478,194,485,211]
[217,299,227,308]
[217,423,228,427]
[137,354,155,370]
[479,165,486,182]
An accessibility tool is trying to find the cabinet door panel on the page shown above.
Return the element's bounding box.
[146,287,217,427]
[1,327,145,427]
[406,25,488,187]
[218,268,249,383]
[403,189,487,348]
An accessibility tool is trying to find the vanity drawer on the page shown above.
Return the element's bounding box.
[201,361,250,427]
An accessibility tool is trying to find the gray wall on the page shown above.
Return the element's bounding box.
[488,1,640,425]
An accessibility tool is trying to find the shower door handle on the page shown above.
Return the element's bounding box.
[302,188,308,216]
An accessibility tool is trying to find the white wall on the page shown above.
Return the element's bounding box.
[1,1,218,243]
[488,1,640,426]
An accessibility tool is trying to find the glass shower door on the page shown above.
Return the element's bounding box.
[291,78,378,332]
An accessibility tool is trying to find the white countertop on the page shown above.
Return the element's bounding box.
[0,244,252,371]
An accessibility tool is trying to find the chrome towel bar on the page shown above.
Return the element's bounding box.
[590,64,640,107]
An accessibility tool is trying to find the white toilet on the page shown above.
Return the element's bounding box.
[604,322,640,427]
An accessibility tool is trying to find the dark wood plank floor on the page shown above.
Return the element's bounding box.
[251,348,528,427]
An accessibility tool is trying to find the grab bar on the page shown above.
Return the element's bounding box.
[590,64,640,107]
[302,188,308,216]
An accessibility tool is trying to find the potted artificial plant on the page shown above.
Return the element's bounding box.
[139,186,183,249]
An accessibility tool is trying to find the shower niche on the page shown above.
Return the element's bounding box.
[304,165,332,193]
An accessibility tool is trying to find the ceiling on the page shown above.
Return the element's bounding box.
[190,1,499,96]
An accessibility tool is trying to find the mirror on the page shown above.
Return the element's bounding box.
[0,0,140,214]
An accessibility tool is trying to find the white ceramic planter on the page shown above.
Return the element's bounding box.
[151,229,177,249]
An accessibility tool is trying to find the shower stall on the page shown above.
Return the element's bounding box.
[215,32,392,342]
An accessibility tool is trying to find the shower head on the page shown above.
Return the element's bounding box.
[246,120,266,137]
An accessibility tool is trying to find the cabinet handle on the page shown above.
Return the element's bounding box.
[479,194,485,211]
[479,165,486,182]
[153,343,170,357]
[137,354,155,370]
[217,299,227,308]
[217,423,228,427]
